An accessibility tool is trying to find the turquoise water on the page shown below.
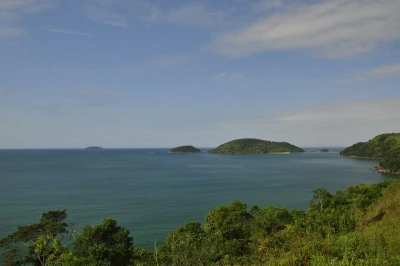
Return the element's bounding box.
[0,149,395,249]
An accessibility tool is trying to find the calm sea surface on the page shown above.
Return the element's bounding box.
[0,148,396,249]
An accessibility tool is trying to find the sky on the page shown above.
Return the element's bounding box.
[0,0,399,148]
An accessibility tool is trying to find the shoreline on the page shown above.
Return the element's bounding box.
[374,167,400,175]
[341,155,382,160]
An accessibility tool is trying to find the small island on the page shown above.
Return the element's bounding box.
[207,138,304,154]
[169,145,201,153]
[340,133,400,174]
[85,146,103,150]
[318,148,329,152]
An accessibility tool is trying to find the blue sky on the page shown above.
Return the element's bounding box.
[0,0,399,148]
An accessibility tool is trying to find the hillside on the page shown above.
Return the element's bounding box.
[208,138,304,154]
[169,145,201,153]
[340,133,400,158]
[2,179,400,265]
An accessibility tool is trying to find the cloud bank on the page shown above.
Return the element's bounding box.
[211,0,400,58]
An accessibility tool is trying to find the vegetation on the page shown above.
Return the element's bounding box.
[319,148,329,152]
[2,179,400,265]
[340,133,400,158]
[379,149,400,173]
[169,145,200,153]
[208,138,304,154]
[340,133,400,174]
[85,146,103,150]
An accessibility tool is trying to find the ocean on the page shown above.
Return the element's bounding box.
[0,148,395,250]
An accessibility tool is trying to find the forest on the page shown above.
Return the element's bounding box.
[2,179,400,266]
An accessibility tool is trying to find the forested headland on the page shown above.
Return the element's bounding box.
[208,138,304,154]
[340,133,400,174]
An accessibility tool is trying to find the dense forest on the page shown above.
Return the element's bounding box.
[169,146,201,153]
[208,138,304,154]
[340,133,400,174]
[340,133,400,158]
[379,150,400,173]
[2,179,400,266]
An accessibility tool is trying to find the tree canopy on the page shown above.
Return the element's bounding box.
[208,138,304,154]
[169,145,200,153]
[2,179,400,265]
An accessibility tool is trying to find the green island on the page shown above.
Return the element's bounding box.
[169,145,200,153]
[85,146,103,150]
[318,148,329,152]
[340,133,400,174]
[1,179,400,265]
[207,138,304,154]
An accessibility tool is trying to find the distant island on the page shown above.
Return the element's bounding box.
[207,138,304,154]
[85,146,103,150]
[318,148,329,152]
[340,133,400,174]
[169,145,201,153]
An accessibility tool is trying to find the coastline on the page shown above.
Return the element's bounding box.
[341,155,382,160]
[374,167,400,175]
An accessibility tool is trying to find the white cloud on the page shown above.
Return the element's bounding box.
[87,0,227,29]
[87,7,131,27]
[338,62,400,83]
[165,2,225,28]
[0,0,57,38]
[47,28,92,37]
[224,97,400,146]
[211,72,242,81]
[370,62,400,76]
[211,0,400,58]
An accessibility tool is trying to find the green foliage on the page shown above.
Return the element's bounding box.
[71,218,134,266]
[379,149,400,173]
[340,133,400,158]
[319,148,329,152]
[204,200,253,262]
[3,180,400,265]
[208,138,304,154]
[0,210,70,266]
[169,145,200,153]
[164,222,209,265]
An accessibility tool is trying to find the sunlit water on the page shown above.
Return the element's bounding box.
[0,148,396,249]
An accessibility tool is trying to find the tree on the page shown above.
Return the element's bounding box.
[204,200,253,262]
[71,218,134,266]
[164,222,209,265]
[0,210,71,266]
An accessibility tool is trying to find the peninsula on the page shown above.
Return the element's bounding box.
[340,133,400,174]
[169,145,201,153]
[207,138,304,154]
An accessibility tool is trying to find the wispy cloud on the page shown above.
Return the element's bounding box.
[211,72,242,81]
[47,28,92,37]
[337,62,400,83]
[0,26,24,38]
[165,2,225,28]
[224,97,400,146]
[87,7,131,28]
[210,0,400,58]
[86,0,228,29]
[150,53,191,67]
[0,0,56,38]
